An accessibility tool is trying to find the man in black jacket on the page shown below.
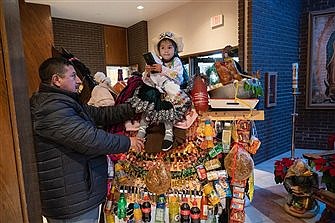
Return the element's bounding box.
[30,57,144,223]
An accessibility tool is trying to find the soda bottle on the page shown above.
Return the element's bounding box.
[104,185,115,215]
[190,200,201,223]
[117,192,127,220]
[200,193,208,220]
[133,202,142,223]
[169,195,180,223]
[141,194,151,222]
[155,194,166,222]
[180,197,190,223]
[206,206,214,223]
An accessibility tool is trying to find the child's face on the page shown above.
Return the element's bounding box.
[158,39,175,61]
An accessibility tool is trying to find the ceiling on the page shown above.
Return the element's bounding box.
[25,0,192,27]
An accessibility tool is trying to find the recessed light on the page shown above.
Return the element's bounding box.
[137,5,144,10]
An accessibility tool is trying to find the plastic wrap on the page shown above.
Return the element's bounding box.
[224,144,254,181]
[145,160,171,194]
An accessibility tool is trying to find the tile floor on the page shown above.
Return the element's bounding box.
[245,148,328,223]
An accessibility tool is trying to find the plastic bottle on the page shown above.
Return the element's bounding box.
[155,194,166,222]
[204,119,214,148]
[200,193,208,221]
[169,195,180,223]
[104,185,115,215]
[105,212,115,223]
[180,197,190,223]
[221,122,232,153]
[190,200,201,223]
[133,202,142,223]
[206,206,214,223]
[117,192,127,220]
[141,194,151,222]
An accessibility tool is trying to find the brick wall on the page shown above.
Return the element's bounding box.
[127,21,148,73]
[52,18,105,75]
[247,0,302,163]
[295,0,335,150]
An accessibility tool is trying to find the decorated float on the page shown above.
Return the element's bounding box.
[59,48,265,223]
[101,54,264,223]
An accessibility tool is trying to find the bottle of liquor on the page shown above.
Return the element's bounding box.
[169,195,180,223]
[155,194,166,222]
[117,69,124,81]
[141,194,151,222]
[200,193,208,221]
[180,197,190,223]
[117,192,127,220]
[190,200,201,223]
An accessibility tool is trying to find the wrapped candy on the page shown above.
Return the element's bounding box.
[145,160,171,194]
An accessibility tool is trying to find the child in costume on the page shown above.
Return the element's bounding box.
[128,31,191,151]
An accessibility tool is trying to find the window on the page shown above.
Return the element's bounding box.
[181,46,238,86]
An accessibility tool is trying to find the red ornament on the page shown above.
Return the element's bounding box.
[191,75,209,114]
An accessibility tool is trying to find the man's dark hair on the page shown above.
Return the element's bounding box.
[39,57,72,84]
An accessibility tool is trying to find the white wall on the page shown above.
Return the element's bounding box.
[148,0,238,56]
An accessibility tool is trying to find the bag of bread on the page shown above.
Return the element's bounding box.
[145,160,171,194]
[224,143,254,181]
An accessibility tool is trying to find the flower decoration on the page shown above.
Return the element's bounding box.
[274,157,296,184]
[312,154,335,192]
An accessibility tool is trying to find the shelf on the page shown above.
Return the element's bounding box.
[201,110,264,120]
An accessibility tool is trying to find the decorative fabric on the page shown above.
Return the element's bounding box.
[127,84,192,125]
[109,75,144,134]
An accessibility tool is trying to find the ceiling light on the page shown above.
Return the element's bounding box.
[137,5,144,10]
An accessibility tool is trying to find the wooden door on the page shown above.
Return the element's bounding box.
[1,0,43,222]
[104,25,128,66]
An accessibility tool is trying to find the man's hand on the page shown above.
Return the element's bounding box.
[129,137,145,152]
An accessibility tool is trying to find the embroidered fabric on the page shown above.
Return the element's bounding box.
[127,86,192,125]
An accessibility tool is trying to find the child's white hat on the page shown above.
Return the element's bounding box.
[152,31,184,56]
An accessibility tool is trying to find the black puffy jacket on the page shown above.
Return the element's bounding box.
[30,84,135,219]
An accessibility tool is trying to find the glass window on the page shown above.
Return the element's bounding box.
[181,46,239,87]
